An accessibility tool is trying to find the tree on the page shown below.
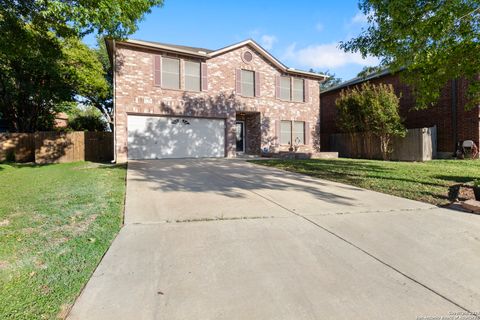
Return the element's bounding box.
[67,106,108,132]
[1,1,163,39]
[80,37,114,131]
[340,0,480,109]
[0,26,109,131]
[0,0,163,132]
[0,18,65,132]
[357,66,382,78]
[309,69,343,90]
[335,83,406,160]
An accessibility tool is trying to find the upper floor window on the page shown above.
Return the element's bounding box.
[162,57,180,90]
[279,76,291,100]
[276,75,308,102]
[292,78,304,102]
[241,70,255,97]
[185,61,201,91]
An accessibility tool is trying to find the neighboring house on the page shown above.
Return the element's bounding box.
[54,112,69,129]
[320,70,480,158]
[0,113,68,132]
[106,39,327,162]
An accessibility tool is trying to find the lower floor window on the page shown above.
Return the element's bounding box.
[280,120,305,145]
[280,121,291,145]
[293,121,305,145]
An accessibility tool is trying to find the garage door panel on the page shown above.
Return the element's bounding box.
[127,116,225,159]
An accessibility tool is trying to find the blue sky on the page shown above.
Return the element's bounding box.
[91,0,379,81]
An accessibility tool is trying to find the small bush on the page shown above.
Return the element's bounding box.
[335,82,406,160]
[67,106,108,132]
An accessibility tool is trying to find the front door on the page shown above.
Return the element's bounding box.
[236,121,245,153]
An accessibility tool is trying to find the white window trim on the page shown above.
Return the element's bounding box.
[184,60,201,92]
[293,121,305,145]
[240,69,255,98]
[279,76,291,101]
[161,57,181,90]
[280,120,292,145]
[292,78,305,103]
[280,120,306,146]
[278,76,306,103]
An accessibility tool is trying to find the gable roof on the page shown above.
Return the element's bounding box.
[124,39,214,55]
[107,38,328,81]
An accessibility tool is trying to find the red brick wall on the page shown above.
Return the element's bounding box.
[320,73,480,154]
[114,42,321,162]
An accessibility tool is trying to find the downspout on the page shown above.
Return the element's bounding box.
[112,39,117,163]
[451,79,458,153]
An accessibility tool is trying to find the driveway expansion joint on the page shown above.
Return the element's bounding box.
[301,205,439,217]
[171,215,279,223]
[244,188,474,315]
[127,215,293,225]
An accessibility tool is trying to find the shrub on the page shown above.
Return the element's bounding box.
[67,106,108,132]
[335,82,406,160]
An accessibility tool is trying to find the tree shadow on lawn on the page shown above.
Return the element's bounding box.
[252,159,401,187]
[0,162,126,174]
[0,162,52,170]
[259,159,397,174]
[433,175,478,184]
[252,159,459,206]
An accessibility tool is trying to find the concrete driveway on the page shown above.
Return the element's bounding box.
[68,159,480,320]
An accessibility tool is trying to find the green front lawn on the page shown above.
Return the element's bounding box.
[0,162,126,319]
[251,158,480,206]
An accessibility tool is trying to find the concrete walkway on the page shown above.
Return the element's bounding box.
[68,159,480,320]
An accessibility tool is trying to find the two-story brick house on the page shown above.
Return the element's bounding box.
[106,39,327,162]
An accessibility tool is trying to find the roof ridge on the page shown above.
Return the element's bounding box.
[321,68,395,93]
[110,38,328,80]
[131,39,214,53]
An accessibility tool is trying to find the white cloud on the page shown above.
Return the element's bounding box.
[351,12,368,24]
[260,35,277,50]
[283,42,379,69]
[315,23,324,32]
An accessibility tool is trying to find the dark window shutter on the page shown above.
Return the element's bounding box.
[201,62,208,91]
[275,120,281,146]
[275,75,280,99]
[154,55,161,87]
[305,122,310,145]
[255,72,261,97]
[235,69,242,95]
[304,79,309,102]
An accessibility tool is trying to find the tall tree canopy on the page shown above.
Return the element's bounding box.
[340,0,480,109]
[356,66,382,78]
[1,0,162,38]
[0,0,163,132]
[82,37,114,130]
[310,70,342,91]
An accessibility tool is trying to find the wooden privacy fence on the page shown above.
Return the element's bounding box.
[0,131,113,163]
[329,126,437,161]
[0,133,35,162]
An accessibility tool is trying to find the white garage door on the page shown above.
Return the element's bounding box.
[127,115,225,159]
